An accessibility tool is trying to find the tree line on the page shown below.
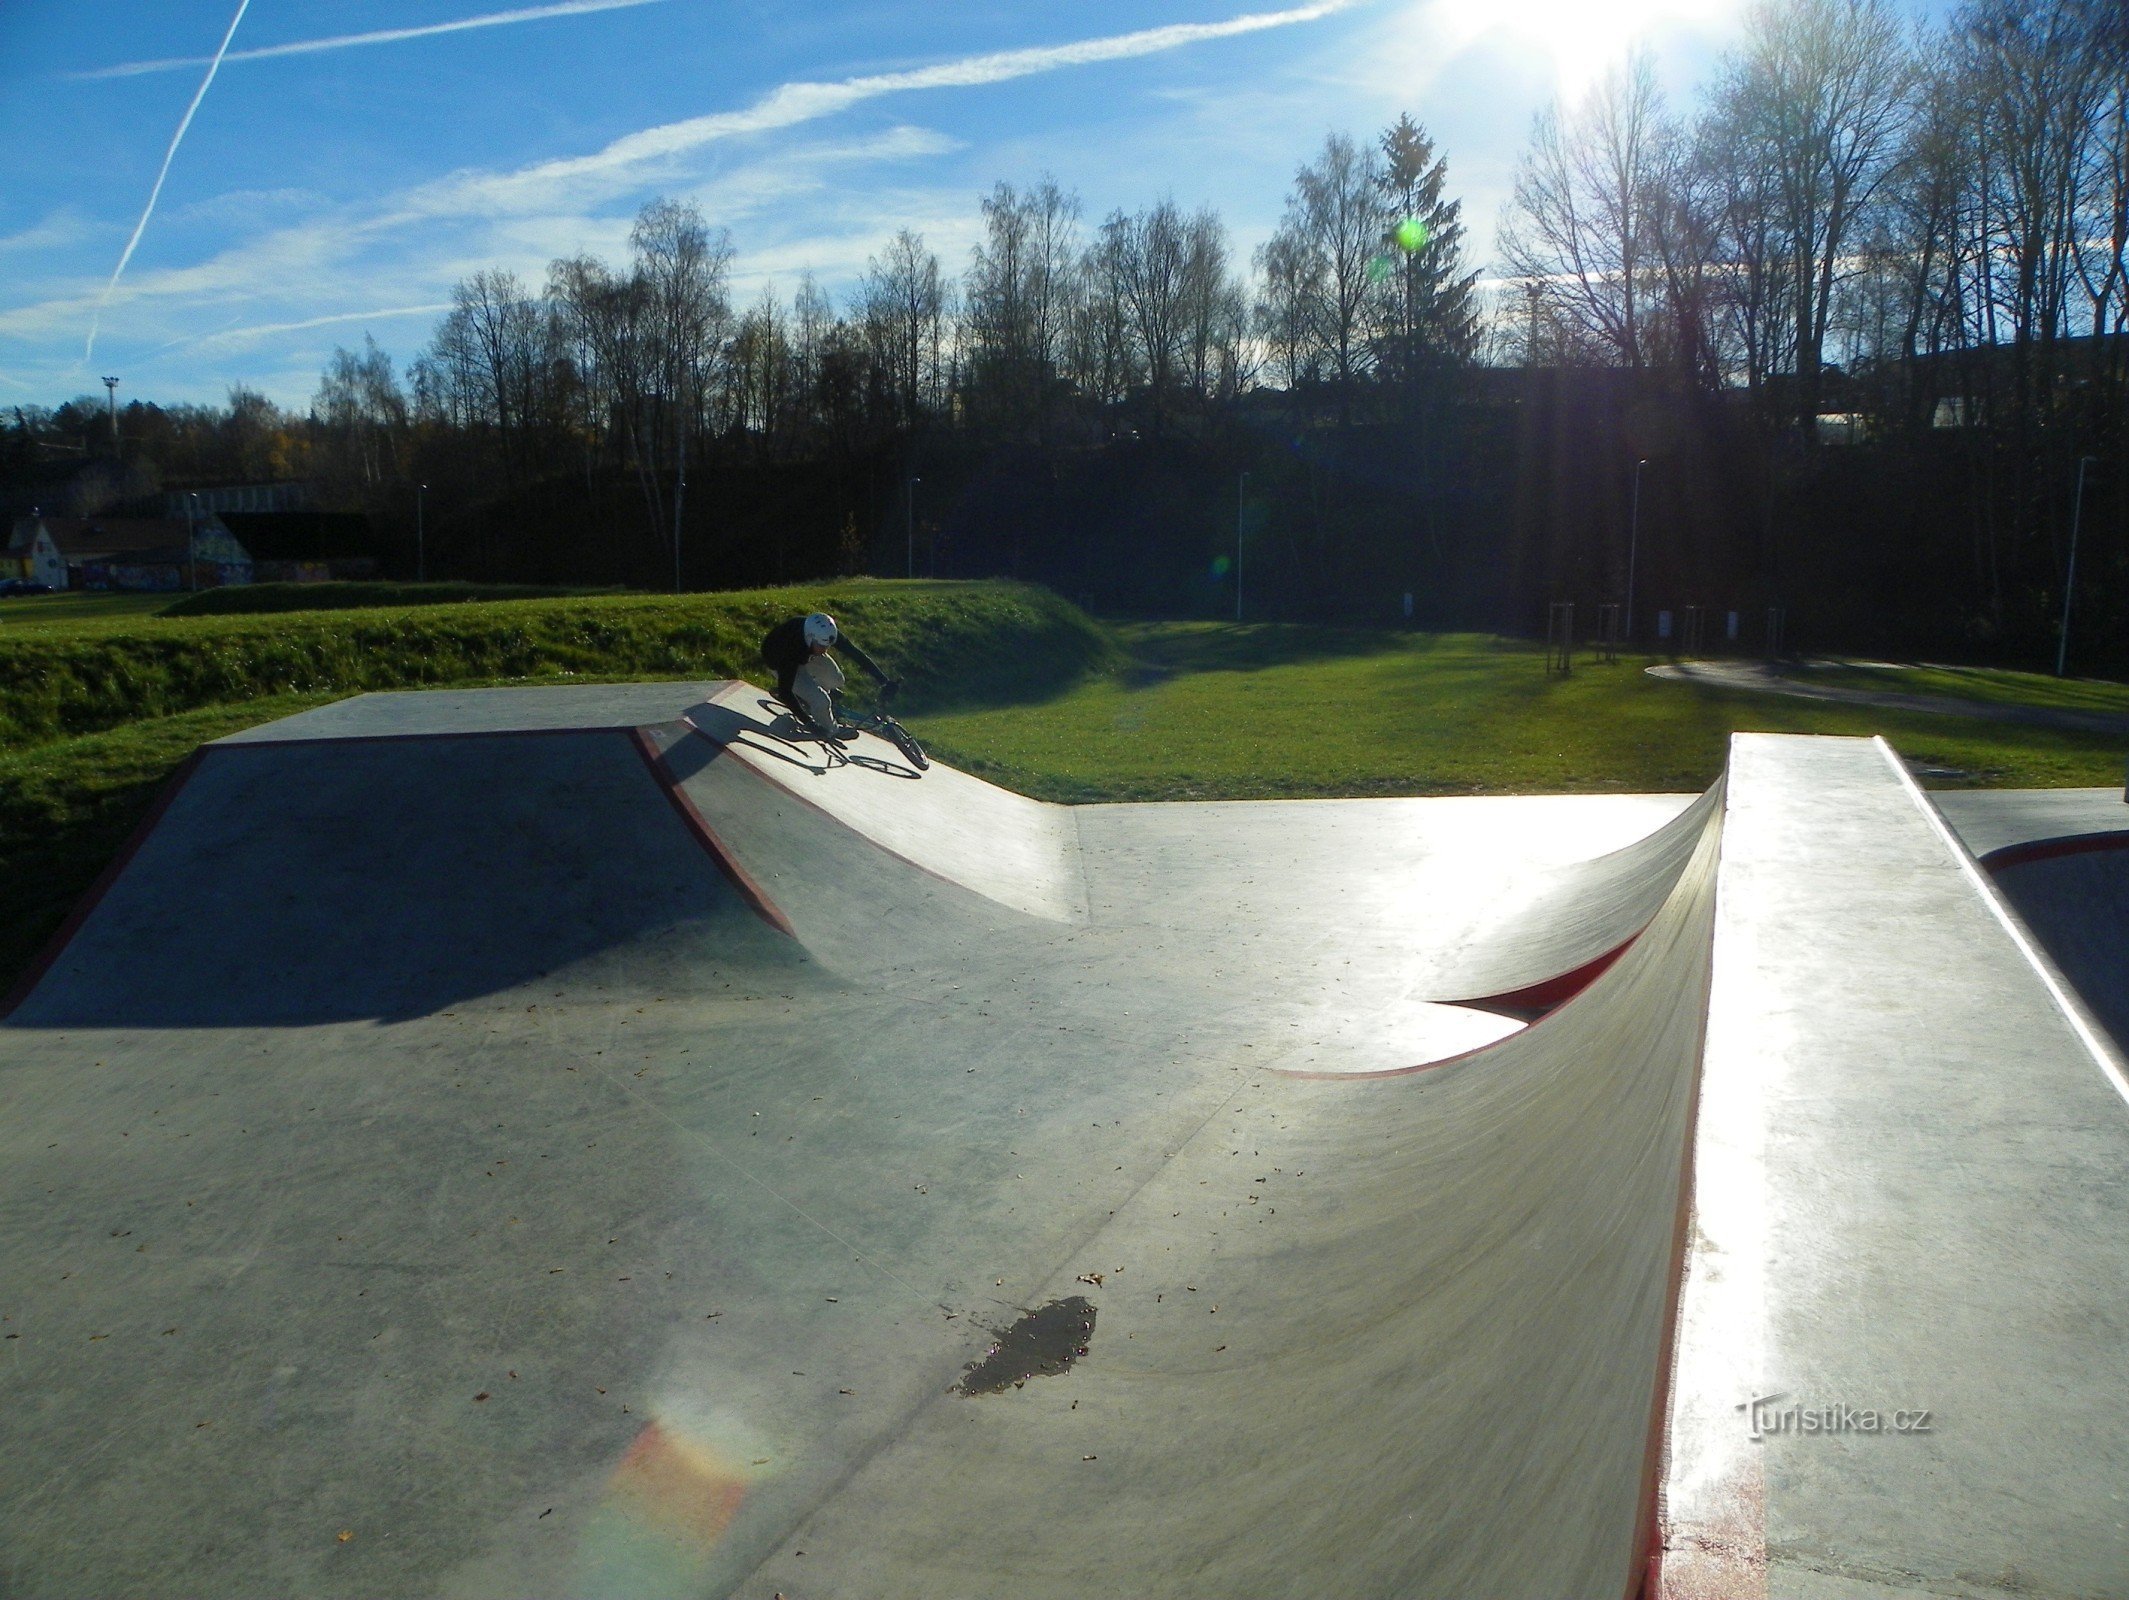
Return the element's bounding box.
[8,0,2122,666]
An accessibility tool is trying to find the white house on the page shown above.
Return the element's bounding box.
[2,518,72,589]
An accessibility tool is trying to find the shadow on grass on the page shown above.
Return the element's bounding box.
[1114,621,1465,677]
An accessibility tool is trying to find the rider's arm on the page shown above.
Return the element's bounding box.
[834,632,891,686]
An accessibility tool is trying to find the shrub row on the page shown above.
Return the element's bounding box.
[159,581,624,616]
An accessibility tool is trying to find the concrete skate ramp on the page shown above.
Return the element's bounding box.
[735,796,1726,1600]
[688,683,1088,922]
[7,727,808,1028]
[1980,831,2129,1050]
[689,679,1714,1010]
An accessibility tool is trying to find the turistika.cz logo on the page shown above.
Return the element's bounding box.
[1740,1393,1935,1441]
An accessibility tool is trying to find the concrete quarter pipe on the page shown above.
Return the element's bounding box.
[1,684,2123,1599]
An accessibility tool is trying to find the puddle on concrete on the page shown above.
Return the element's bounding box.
[956,1297,1097,1396]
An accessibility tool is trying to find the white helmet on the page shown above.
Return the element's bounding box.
[802,612,837,648]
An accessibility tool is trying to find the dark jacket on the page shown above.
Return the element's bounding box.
[759,616,888,697]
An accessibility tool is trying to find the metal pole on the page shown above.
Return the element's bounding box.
[102,377,120,451]
[1626,458,1646,641]
[417,483,427,582]
[906,476,921,579]
[1236,470,1248,622]
[673,424,686,594]
[2057,455,2098,677]
[187,493,198,591]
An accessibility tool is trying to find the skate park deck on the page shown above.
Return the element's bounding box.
[1,683,2125,1598]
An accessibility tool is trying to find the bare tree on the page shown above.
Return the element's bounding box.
[1275,132,1391,419]
[965,177,1082,434]
[1712,0,1914,429]
[1499,52,1670,370]
[862,229,950,427]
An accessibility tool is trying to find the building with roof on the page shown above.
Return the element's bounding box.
[6,512,254,591]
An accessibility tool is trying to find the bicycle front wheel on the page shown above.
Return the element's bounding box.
[884,719,929,771]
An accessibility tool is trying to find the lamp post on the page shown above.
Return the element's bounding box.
[101,377,120,451]
[2057,455,2099,677]
[416,483,427,583]
[1235,470,1249,622]
[905,476,921,580]
[186,492,199,591]
[1626,457,1647,642]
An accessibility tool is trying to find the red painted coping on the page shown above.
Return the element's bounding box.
[1463,936,1639,1019]
[0,746,210,1020]
[628,726,796,938]
[1979,830,2129,873]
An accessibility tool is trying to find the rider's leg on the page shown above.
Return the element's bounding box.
[794,653,848,737]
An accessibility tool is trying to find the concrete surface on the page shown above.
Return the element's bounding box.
[1659,736,2129,1600]
[4,686,2126,1599]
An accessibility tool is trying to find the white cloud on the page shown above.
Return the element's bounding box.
[72,0,667,80]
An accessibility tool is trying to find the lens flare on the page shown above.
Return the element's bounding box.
[1393,216,1430,253]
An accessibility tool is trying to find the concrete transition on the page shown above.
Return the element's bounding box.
[2,683,2124,1599]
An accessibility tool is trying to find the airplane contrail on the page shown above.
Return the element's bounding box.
[84,0,254,364]
[74,0,665,81]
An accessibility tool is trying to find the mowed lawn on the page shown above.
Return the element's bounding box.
[915,623,2129,802]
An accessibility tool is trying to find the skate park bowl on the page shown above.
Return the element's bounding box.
[2,682,2125,1599]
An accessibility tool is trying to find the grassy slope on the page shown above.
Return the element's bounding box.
[915,624,2129,802]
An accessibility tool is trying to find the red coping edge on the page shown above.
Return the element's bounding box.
[1630,906,1727,1599]
[629,727,797,938]
[1979,829,2129,873]
[1274,930,1646,1083]
[1467,937,1637,1018]
[1,745,210,1020]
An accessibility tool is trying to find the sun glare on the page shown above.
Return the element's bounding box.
[1430,0,1736,98]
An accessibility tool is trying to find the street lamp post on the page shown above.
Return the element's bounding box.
[2057,455,2099,677]
[1626,457,1647,641]
[417,483,427,583]
[1235,470,1248,622]
[906,476,921,580]
[101,377,120,452]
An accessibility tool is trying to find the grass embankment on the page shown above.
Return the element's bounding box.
[159,581,624,616]
[0,580,1112,746]
[0,580,1115,992]
[914,623,2129,803]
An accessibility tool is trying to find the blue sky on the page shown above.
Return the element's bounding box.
[0,0,1923,411]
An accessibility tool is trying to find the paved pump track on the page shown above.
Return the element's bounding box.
[2,683,2125,1599]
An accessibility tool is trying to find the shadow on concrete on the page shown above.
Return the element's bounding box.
[6,728,811,1029]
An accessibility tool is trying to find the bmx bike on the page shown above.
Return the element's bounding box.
[772,686,930,772]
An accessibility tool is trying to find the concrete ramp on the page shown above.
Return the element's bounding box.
[688,682,1089,922]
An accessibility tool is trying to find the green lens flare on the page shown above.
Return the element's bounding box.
[1393,217,1430,254]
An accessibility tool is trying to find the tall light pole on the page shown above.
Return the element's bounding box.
[905,476,921,580]
[186,491,199,591]
[101,377,120,451]
[1235,470,1249,622]
[416,483,427,583]
[1626,457,1647,641]
[2057,455,2099,677]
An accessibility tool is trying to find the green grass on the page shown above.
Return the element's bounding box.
[913,623,2129,802]
[160,580,624,616]
[0,592,175,631]
[1796,659,2129,716]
